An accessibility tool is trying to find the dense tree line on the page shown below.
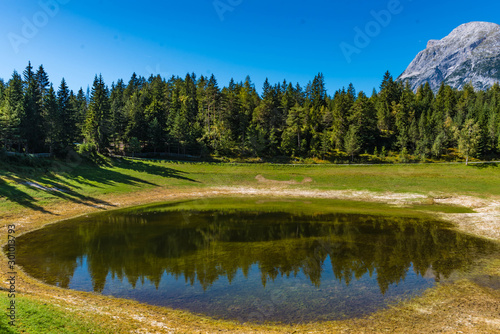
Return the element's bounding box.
[1,62,499,162]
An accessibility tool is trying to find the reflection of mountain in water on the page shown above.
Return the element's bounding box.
[16,210,494,295]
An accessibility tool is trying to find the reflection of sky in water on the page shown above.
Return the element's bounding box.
[16,200,496,324]
[69,255,435,322]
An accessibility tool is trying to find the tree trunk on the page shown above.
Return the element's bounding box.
[466,155,469,166]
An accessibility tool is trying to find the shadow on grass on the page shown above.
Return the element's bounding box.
[2,174,114,212]
[115,159,200,183]
[471,162,499,169]
[0,178,53,214]
[0,158,199,213]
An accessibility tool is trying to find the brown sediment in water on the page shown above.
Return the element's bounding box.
[1,185,500,333]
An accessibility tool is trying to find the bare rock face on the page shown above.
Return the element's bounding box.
[398,22,500,92]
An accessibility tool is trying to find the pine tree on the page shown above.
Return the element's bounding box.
[310,73,327,110]
[330,88,354,150]
[394,83,415,150]
[348,92,377,152]
[0,72,23,151]
[84,75,110,152]
[74,88,88,142]
[35,65,50,98]
[124,91,147,143]
[376,71,401,136]
[20,62,44,153]
[148,117,163,153]
[43,84,59,154]
[57,78,75,150]
[238,76,259,151]
[281,104,307,156]
[109,79,127,150]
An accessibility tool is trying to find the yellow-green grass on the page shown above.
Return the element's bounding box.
[1,157,499,215]
[0,292,113,334]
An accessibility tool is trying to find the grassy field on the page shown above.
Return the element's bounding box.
[1,156,499,333]
[1,157,499,215]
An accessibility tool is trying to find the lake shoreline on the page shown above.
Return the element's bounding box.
[2,183,500,333]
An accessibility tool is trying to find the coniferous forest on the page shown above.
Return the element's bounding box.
[1,62,500,163]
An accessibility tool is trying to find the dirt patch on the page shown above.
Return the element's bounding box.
[433,195,500,241]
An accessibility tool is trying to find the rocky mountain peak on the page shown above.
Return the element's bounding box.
[398,21,500,92]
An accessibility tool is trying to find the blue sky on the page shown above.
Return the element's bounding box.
[1,0,499,95]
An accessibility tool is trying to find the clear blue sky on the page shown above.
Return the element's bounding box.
[1,0,499,95]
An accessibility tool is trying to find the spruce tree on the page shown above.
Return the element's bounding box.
[0,72,23,151]
[21,62,44,153]
[84,75,110,152]
[57,78,75,150]
[43,85,59,154]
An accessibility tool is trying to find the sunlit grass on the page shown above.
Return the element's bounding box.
[1,157,498,214]
[0,293,110,334]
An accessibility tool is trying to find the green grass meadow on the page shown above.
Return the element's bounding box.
[1,157,499,215]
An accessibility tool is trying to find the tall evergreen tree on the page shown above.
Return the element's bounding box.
[109,79,127,149]
[21,62,44,152]
[348,92,377,152]
[84,75,110,152]
[0,72,23,150]
[281,103,307,156]
[330,88,354,150]
[73,88,88,142]
[57,78,75,150]
[43,84,59,154]
[394,83,415,150]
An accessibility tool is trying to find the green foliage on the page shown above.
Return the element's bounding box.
[456,119,482,165]
[380,146,387,159]
[76,142,98,157]
[1,63,500,162]
[344,124,361,162]
[84,75,110,153]
[128,137,141,157]
[399,147,409,163]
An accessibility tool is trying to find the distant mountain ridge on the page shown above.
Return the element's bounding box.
[398,21,500,92]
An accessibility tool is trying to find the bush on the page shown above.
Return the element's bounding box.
[399,147,409,163]
[76,142,97,156]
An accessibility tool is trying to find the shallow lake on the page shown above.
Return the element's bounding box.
[14,198,496,323]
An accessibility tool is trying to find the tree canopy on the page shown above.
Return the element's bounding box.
[1,62,499,163]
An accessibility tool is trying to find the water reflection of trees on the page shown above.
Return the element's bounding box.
[16,210,495,294]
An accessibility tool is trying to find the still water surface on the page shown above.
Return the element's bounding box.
[15,198,495,323]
